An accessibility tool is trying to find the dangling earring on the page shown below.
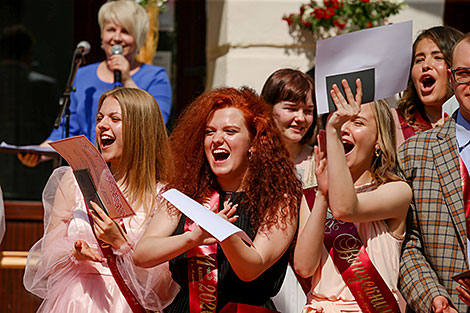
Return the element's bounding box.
[375,149,380,158]
[248,149,253,161]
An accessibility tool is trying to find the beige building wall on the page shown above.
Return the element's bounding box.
[206,0,445,93]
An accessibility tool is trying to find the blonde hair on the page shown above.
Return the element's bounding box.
[98,0,149,51]
[97,87,169,216]
[370,99,402,185]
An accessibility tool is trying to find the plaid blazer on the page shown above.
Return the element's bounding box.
[399,119,470,313]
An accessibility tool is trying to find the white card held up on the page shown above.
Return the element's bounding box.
[315,20,413,114]
[162,189,253,245]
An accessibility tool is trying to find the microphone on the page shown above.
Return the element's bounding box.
[75,41,91,56]
[112,44,123,85]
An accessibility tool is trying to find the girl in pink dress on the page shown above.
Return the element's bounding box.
[294,79,412,312]
[23,88,178,313]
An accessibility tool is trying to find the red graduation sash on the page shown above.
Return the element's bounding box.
[219,302,279,313]
[459,157,470,238]
[84,202,148,313]
[397,111,432,140]
[324,218,400,313]
[185,191,220,313]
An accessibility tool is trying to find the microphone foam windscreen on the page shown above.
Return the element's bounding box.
[112,44,123,55]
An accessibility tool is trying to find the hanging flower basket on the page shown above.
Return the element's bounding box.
[283,0,406,40]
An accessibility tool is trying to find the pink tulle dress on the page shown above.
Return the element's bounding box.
[302,219,406,313]
[23,167,179,313]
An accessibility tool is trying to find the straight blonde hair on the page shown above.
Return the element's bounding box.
[98,0,149,51]
[97,88,169,217]
[370,99,402,185]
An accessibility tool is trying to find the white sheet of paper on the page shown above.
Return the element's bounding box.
[0,141,58,156]
[315,20,413,114]
[443,95,459,118]
[162,189,253,245]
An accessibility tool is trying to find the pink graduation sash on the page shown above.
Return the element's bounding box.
[185,191,220,313]
[324,218,400,313]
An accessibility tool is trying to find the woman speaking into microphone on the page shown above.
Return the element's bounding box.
[19,0,172,167]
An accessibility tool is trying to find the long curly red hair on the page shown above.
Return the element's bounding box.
[166,87,302,231]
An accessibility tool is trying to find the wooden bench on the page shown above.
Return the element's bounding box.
[0,201,43,312]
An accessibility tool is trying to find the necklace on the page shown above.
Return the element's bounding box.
[223,191,234,198]
[354,182,376,193]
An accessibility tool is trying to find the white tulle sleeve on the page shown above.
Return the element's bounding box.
[115,240,179,311]
[114,192,179,311]
[23,167,83,298]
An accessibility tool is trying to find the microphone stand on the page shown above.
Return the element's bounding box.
[53,48,86,138]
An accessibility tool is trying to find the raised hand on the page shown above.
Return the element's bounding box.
[73,239,106,262]
[89,201,128,250]
[327,78,363,131]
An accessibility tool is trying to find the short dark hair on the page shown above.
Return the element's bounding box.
[261,68,317,143]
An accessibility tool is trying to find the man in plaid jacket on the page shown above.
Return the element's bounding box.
[399,35,470,313]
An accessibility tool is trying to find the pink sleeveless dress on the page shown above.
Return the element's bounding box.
[303,184,406,313]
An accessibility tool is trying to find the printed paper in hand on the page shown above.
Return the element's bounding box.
[162,189,253,245]
[0,142,58,157]
[49,135,134,219]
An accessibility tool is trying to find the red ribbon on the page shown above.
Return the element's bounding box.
[459,157,470,238]
[324,219,400,313]
[84,202,148,313]
[219,302,279,313]
[397,111,432,140]
[185,191,220,313]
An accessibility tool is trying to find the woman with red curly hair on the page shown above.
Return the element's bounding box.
[134,87,304,312]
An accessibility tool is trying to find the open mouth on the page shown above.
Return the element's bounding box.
[101,135,115,148]
[421,75,436,91]
[213,149,230,161]
[343,141,354,154]
[290,125,304,132]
